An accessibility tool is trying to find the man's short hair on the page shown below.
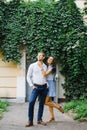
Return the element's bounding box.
[38,51,45,57]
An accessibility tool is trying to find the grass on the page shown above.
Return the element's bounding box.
[0,100,9,119]
[64,98,87,121]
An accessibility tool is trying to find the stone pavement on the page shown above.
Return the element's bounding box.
[0,102,87,130]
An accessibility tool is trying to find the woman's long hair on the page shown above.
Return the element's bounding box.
[46,56,56,74]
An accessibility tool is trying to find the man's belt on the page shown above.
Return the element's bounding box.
[34,83,47,87]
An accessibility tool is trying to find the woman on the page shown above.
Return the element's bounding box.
[41,56,64,123]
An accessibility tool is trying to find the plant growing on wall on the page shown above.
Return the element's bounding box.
[0,0,87,100]
[0,0,6,46]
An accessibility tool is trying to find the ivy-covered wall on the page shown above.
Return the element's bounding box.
[0,0,87,101]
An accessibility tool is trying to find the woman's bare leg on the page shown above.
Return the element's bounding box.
[45,97,55,122]
[45,96,64,113]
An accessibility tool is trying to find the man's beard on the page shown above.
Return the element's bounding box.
[38,59,43,61]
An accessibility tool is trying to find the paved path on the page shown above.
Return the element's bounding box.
[0,102,87,130]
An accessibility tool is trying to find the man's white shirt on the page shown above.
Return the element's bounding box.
[27,62,47,87]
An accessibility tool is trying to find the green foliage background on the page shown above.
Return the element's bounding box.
[0,0,87,100]
[64,98,87,120]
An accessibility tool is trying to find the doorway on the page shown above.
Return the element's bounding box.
[26,60,32,102]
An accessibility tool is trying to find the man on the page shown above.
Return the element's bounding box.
[26,52,48,127]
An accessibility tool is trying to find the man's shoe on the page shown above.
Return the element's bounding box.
[25,121,33,127]
[37,120,47,126]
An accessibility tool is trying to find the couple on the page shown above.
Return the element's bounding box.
[26,52,64,127]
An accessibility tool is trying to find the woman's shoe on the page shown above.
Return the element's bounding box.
[47,117,55,123]
[58,106,64,113]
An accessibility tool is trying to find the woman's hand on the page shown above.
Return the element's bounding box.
[41,69,52,76]
[41,70,46,76]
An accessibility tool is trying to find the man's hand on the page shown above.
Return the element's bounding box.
[32,86,36,89]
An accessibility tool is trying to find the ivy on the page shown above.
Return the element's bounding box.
[0,0,6,46]
[0,0,87,100]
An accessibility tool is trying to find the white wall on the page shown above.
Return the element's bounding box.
[75,0,86,10]
[16,52,26,103]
